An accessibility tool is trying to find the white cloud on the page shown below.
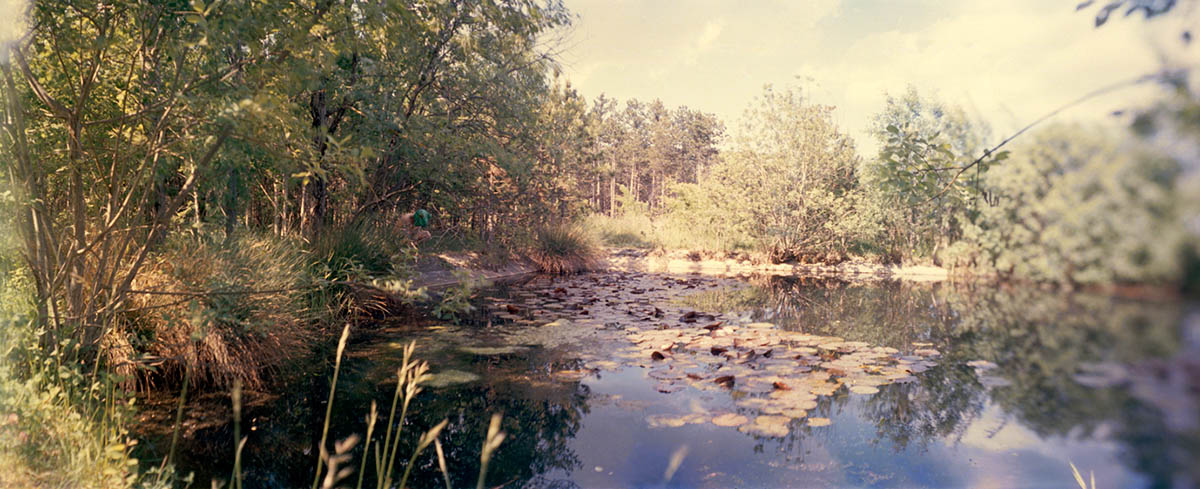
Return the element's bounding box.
[560,0,1184,154]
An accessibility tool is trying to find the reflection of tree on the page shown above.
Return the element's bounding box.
[859,366,987,452]
[937,286,1195,489]
[692,279,1197,487]
[177,346,591,488]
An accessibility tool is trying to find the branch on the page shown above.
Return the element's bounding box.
[915,70,1165,206]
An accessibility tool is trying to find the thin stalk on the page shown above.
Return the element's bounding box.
[400,420,448,489]
[376,343,414,483]
[381,396,412,489]
[375,372,404,483]
[435,438,451,489]
[311,325,351,489]
[231,379,244,489]
[476,414,506,489]
[163,361,191,472]
[355,401,378,489]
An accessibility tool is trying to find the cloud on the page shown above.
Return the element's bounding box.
[696,19,725,51]
[682,19,726,65]
[560,0,1179,153]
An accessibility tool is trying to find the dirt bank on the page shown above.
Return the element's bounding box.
[603,248,948,282]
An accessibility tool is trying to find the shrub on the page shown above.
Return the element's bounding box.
[526,225,602,274]
[307,219,420,320]
[959,125,1194,285]
[122,232,312,390]
[670,86,868,263]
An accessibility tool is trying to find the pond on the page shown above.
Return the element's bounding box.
[157,272,1200,489]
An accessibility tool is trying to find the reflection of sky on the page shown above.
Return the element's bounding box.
[539,369,1146,489]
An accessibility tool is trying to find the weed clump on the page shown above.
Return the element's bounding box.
[526,226,602,274]
[122,232,312,391]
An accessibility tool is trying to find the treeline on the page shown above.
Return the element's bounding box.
[584,96,724,215]
[609,85,1200,289]
[0,0,586,351]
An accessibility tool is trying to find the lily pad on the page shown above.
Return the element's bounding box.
[423,369,481,388]
[712,413,749,427]
[849,385,879,395]
[459,346,526,356]
[807,417,831,427]
[738,421,789,437]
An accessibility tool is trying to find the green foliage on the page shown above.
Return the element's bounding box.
[0,311,142,487]
[861,88,995,263]
[674,86,866,263]
[958,124,1192,285]
[433,270,489,324]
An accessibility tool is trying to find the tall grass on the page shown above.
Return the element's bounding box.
[526,225,602,274]
[308,220,421,321]
[0,313,147,488]
[293,327,504,489]
[583,212,754,253]
[122,232,312,391]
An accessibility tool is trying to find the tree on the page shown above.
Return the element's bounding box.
[863,88,996,263]
[961,124,1189,285]
[686,85,863,262]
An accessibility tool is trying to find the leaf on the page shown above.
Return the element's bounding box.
[886,124,899,134]
[712,413,749,427]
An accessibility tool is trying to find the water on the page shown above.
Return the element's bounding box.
[157,273,1200,488]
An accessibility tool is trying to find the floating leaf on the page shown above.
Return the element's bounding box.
[712,413,749,427]
[849,385,879,395]
[424,370,480,388]
[808,417,831,427]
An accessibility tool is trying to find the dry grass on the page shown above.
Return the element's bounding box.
[120,233,313,391]
[526,226,602,274]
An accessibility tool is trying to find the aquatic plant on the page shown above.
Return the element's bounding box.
[289,327,503,489]
[433,269,488,323]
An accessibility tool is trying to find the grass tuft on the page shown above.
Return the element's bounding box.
[122,232,312,391]
[526,226,603,274]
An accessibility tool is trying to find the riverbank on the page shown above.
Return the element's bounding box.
[404,247,948,294]
[603,248,949,282]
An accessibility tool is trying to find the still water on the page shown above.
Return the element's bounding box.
[166,273,1199,488]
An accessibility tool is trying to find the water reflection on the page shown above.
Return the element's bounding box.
[684,277,1196,488]
[158,275,1198,488]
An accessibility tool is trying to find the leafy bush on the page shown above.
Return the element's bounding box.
[673,86,868,263]
[526,225,602,274]
[958,124,1194,285]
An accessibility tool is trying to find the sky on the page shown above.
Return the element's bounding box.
[554,0,1198,154]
